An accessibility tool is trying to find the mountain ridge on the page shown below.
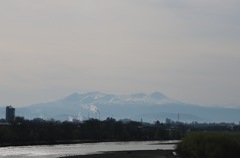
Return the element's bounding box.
[0,91,240,123]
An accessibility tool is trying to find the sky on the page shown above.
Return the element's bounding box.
[0,0,240,107]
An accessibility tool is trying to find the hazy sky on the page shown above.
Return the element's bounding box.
[0,0,240,107]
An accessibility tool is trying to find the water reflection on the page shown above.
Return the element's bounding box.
[0,141,178,158]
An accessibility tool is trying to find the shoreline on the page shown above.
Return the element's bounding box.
[0,139,101,148]
[0,139,179,148]
[60,150,177,158]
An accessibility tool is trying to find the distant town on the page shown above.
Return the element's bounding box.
[0,103,239,147]
[1,105,240,132]
[0,105,240,158]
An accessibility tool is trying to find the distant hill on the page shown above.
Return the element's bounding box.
[0,92,240,123]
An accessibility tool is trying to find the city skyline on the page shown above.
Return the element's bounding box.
[0,0,240,107]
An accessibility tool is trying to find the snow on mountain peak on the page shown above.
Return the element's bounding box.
[148,92,168,100]
[62,92,171,105]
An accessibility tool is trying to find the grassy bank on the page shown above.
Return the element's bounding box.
[177,132,240,158]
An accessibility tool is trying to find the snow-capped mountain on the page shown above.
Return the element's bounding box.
[61,91,173,105]
[1,92,240,123]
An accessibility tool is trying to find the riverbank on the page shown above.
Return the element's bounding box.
[0,139,178,147]
[60,150,177,158]
[0,139,101,147]
[0,141,177,158]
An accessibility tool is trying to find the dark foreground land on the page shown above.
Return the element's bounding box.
[0,118,183,147]
[60,150,177,158]
[177,132,240,158]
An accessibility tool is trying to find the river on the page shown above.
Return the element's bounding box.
[0,141,178,158]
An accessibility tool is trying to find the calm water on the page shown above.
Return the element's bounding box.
[0,141,178,158]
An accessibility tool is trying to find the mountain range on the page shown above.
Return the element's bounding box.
[1,91,240,123]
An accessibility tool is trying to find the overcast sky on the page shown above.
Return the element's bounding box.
[0,0,240,107]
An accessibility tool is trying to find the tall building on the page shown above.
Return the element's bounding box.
[6,106,15,123]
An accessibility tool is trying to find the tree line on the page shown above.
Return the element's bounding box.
[177,132,240,158]
[0,117,184,146]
